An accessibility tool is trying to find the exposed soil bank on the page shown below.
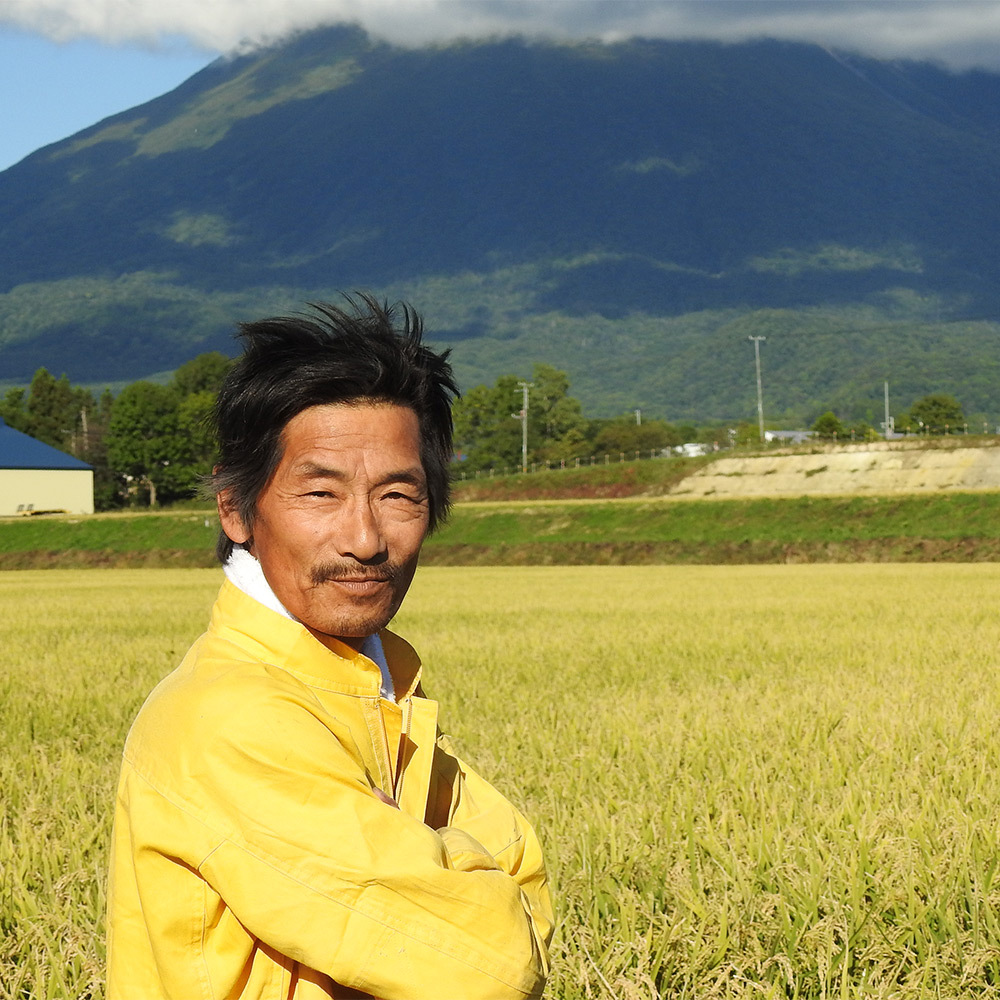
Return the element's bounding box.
[671,441,1000,499]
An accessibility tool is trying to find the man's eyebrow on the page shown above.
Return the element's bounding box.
[294,462,427,488]
[294,461,346,479]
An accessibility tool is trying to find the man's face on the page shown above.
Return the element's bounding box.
[219,402,430,651]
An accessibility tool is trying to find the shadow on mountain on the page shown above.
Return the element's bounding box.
[536,258,939,318]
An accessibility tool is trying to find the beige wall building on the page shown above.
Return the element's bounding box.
[0,417,94,516]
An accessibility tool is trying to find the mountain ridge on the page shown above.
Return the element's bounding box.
[2,26,1000,424]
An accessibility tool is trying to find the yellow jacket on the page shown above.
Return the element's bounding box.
[107,580,552,999]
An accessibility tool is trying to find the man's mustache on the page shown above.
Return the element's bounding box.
[309,561,398,586]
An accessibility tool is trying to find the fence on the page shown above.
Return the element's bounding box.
[455,448,674,480]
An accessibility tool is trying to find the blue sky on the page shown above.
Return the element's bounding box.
[4,1,1000,173]
[0,27,213,171]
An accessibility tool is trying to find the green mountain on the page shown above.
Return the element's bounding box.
[3,26,1000,424]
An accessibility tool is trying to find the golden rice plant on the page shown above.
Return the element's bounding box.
[5,564,1000,998]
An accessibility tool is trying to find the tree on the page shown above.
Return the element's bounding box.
[907,393,965,434]
[172,352,232,396]
[848,420,878,442]
[452,365,589,472]
[528,363,587,463]
[590,415,681,455]
[15,368,93,451]
[80,388,122,511]
[174,389,218,492]
[0,387,27,432]
[452,376,523,472]
[812,411,845,440]
[106,382,186,506]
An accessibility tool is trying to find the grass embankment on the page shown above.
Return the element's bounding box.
[9,564,1000,997]
[450,455,713,501]
[4,486,1000,567]
[0,510,220,569]
[426,491,1000,564]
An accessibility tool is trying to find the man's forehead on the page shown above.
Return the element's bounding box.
[277,402,425,469]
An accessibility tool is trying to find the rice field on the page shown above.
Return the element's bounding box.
[4,564,1000,998]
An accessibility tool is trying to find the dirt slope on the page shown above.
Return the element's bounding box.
[670,441,1000,499]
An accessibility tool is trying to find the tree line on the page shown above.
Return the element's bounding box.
[1,355,976,510]
[1,358,699,508]
[811,393,969,440]
[452,363,700,473]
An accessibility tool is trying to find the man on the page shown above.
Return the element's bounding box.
[106,296,552,1000]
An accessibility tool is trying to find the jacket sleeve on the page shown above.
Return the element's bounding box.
[434,734,554,955]
[139,674,549,1000]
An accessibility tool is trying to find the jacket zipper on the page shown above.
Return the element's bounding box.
[392,697,413,803]
[366,699,394,795]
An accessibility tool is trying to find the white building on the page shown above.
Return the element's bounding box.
[764,430,814,444]
[674,442,710,457]
[0,417,94,516]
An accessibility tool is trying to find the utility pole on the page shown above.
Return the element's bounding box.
[748,336,766,444]
[883,380,893,439]
[513,380,533,473]
[635,408,642,426]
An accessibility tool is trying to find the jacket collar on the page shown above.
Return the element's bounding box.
[209,578,423,699]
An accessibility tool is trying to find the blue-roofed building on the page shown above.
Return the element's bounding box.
[0,417,94,515]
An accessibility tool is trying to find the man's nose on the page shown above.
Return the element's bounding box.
[337,498,387,563]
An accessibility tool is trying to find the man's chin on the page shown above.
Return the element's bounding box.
[303,607,397,650]
[289,583,408,649]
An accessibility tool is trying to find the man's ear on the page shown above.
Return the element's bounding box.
[217,490,251,546]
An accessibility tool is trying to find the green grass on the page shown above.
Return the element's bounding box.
[5,490,1000,567]
[424,492,1000,563]
[434,493,1000,545]
[7,564,1000,997]
[0,510,220,566]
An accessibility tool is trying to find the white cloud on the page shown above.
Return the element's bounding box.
[4,0,1000,68]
